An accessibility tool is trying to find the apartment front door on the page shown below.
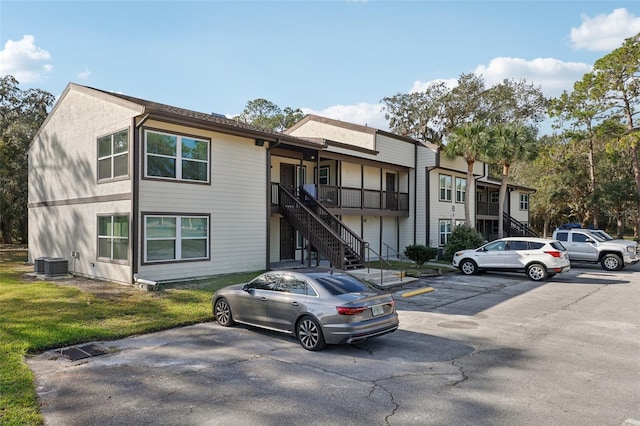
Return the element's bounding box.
[386,173,397,210]
[280,218,295,261]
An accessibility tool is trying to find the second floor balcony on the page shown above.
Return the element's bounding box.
[271,183,409,215]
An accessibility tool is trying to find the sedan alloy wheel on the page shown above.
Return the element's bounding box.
[297,316,326,351]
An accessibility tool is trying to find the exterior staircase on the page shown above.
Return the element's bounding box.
[503,212,538,237]
[277,185,365,270]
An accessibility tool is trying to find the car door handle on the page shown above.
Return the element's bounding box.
[260,297,268,302]
[291,301,299,307]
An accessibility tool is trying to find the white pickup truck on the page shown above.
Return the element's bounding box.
[552,227,639,271]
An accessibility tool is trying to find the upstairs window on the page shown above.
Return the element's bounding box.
[145,130,210,182]
[455,177,466,203]
[439,174,452,201]
[98,130,129,180]
[520,194,529,210]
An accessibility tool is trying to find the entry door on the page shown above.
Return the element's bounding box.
[386,173,397,210]
[280,218,296,261]
[281,164,296,192]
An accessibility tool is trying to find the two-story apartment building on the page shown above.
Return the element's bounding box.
[28,83,534,285]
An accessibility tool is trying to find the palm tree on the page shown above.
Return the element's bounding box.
[443,122,492,227]
[488,123,538,238]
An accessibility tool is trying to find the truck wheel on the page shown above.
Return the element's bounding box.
[601,254,623,271]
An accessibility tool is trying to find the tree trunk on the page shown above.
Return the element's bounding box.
[465,160,474,227]
[616,211,624,239]
[498,164,509,239]
[1,218,12,244]
[632,143,640,240]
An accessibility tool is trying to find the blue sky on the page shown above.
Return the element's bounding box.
[1,1,639,132]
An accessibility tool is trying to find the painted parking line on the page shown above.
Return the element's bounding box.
[401,287,434,297]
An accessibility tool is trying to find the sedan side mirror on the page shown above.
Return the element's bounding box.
[242,284,251,292]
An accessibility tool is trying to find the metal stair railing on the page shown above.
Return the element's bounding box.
[364,243,405,286]
[298,186,366,265]
[278,185,358,270]
[503,212,539,237]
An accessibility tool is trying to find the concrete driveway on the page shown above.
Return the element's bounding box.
[28,263,640,425]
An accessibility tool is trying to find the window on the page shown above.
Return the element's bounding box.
[144,214,209,262]
[297,165,307,186]
[555,232,568,242]
[520,194,529,210]
[278,274,308,295]
[248,273,280,290]
[439,219,452,246]
[318,166,329,185]
[490,192,499,203]
[145,130,209,182]
[455,177,466,203]
[439,175,452,201]
[98,215,129,261]
[98,130,128,180]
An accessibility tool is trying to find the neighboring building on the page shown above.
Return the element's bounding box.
[28,83,535,285]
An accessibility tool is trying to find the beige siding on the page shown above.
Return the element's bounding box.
[29,89,136,204]
[375,134,414,167]
[28,200,132,284]
[341,162,361,187]
[137,121,267,281]
[288,120,374,150]
[28,86,137,282]
[510,191,530,224]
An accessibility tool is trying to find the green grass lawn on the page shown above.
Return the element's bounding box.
[0,249,259,426]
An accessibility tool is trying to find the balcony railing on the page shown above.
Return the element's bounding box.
[316,184,408,212]
[477,201,499,216]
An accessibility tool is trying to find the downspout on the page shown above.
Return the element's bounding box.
[474,162,489,232]
[265,138,281,270]
[131,113,151,284]
[413,141,417,245]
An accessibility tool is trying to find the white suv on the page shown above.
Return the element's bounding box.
[452,237,571,281]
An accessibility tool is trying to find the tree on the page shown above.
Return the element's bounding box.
[488,123,538,238]
[442,122,492,227]
[237,98,304,132]
[0,76,54,243]
[590,33,640,237]
[382,73,547,146]
[443,225,485,261]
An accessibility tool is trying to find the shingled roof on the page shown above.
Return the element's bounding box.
[82,84,326,149]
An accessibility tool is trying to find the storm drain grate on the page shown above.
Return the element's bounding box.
[60,344,109,361]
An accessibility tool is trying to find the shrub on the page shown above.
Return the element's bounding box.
[443,225,484,261]
[403,244,438,268]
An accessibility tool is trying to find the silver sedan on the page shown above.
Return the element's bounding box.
[212,268,399,351]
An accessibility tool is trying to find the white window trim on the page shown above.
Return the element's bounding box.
[455,177,466,203]
[520,194,529,210]
[97,215,129,262]
[439,174,452,201]
[98,129,129,181]
[144,214,209,263]
[439,219,452,246]
[144,129,210,183]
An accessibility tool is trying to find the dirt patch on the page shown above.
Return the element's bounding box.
[24,273,141,299]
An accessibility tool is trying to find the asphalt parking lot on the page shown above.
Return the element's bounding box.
[28,263,640,425]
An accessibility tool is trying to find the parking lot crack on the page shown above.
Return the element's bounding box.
[450,359,468,387]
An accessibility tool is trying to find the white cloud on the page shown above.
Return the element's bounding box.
[302,103,389,131]
[0,35,53,83]
[474,57,592,97]
[409,78,458,93]
[77,68,91,80]
[570,8,640,51]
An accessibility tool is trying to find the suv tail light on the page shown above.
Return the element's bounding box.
[545,251,562,258]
